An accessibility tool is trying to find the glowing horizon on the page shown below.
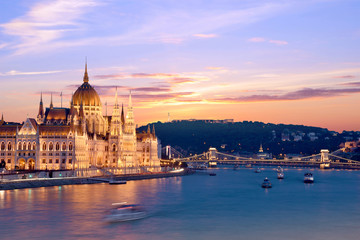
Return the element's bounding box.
[0,0,359,132]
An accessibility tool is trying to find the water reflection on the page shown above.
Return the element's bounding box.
[1,169,360,240]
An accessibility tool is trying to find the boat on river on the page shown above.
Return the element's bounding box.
[304,173,314,183]
[109,180,127,185]
[277,172,284,179]
[254,168,261,173]
[104,203,147,223]
[261,177,272,188]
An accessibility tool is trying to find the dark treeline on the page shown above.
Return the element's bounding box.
[138,120,359,157]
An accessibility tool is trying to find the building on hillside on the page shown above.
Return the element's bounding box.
[0,63,160,173]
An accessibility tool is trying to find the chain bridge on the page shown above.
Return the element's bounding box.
[161,147,360,169]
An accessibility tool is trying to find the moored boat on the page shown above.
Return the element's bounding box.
[277,172,284,179]
[261,177,272,188]
[304,173,314,183]
[109,180,127,185]
[254,168,261,173]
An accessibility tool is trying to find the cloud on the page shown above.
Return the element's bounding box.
[1,1,290,55]
[193,34,217,38]
[0,0,99,55]
[212,87,360,103]
[340,81,360,86]
[0,70,61,76]
[334,75,356,79]
[248,37,288,45]
[248,37,266,42]
[268,40,288,45]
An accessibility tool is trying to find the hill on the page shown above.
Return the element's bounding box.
[138,120,360,157]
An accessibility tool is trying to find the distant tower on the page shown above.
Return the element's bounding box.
[37,92,45,124]
[259,144,264,153]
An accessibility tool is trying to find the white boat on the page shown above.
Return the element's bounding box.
[277,172,284,179]
[254,168,261,173]
[104,203,147,223]
[304,173,314,183]
[276,166,283,173]
[109,179,127,185]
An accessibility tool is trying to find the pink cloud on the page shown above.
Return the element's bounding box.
[248,37,266,42]
[334,75,356,79]
[193,34,217,38]
[269,40,288,45]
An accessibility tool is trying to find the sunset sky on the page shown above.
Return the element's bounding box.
[0,0,359,132]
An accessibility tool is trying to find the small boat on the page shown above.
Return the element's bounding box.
[277,172,284,179]
[209,173,216,176]
[276,166,283,173]
[245,164,252,168]
[104,203,147,223]
[304,173,314,183]
[109,180,127,185]
[254,168,261,173]
[262,177,272,188]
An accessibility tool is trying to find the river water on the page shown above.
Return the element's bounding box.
[1,167,360,240]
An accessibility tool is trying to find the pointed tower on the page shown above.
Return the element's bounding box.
[37,92,45,124]
[122,91,137,167]
[50,93,54,109]
[110,87,122,136]
[121,103,125,125]
[83,59,89,83]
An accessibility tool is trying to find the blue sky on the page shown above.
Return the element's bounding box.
[0,0,359,131]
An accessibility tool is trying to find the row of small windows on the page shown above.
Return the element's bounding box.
[41,142,73,151]
[17,142,36,151]
[1,142,12,151]
[0,142,73,151]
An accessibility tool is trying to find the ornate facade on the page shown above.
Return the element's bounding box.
[0,64,160,172]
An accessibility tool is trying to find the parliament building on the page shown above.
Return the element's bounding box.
[0,64,160,172]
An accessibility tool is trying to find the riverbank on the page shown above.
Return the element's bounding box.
[0,169,193,190]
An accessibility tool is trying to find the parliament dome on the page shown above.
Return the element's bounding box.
[72,63,101,107]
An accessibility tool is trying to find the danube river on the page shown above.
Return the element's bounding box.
[1,167,360,240]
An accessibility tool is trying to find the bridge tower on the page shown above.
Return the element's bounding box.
[208,147,217,168]
[320,149,331,169]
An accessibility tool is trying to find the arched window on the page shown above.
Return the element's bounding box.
[55,142,60,151]
[28,142,31,151]
[23,142,26,150]
[49,142,53,151]
[62,142,66,151]
[69,142,73,151]
[42,142,47,151]
[7,142,12,151]
[32,142,36,150]
[18,142,22,150]
[112,144,116,152]
[1,142,5,151]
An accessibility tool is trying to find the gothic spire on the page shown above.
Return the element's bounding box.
[152,124,156,137]
[83,58,89,83]
[147,125,151,134]
[38,92,44,117]
[50,92,53,109]
[121,103,125,125]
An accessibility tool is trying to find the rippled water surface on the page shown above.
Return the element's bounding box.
[1,167,360,240]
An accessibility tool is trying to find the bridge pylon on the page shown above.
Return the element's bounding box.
[320,149,331,169]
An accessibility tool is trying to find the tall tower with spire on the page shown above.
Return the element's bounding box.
[122,91,137,167]
[110,87,122,136]
[37,92,45,124]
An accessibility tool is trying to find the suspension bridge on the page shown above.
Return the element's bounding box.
[161,146,360,169]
